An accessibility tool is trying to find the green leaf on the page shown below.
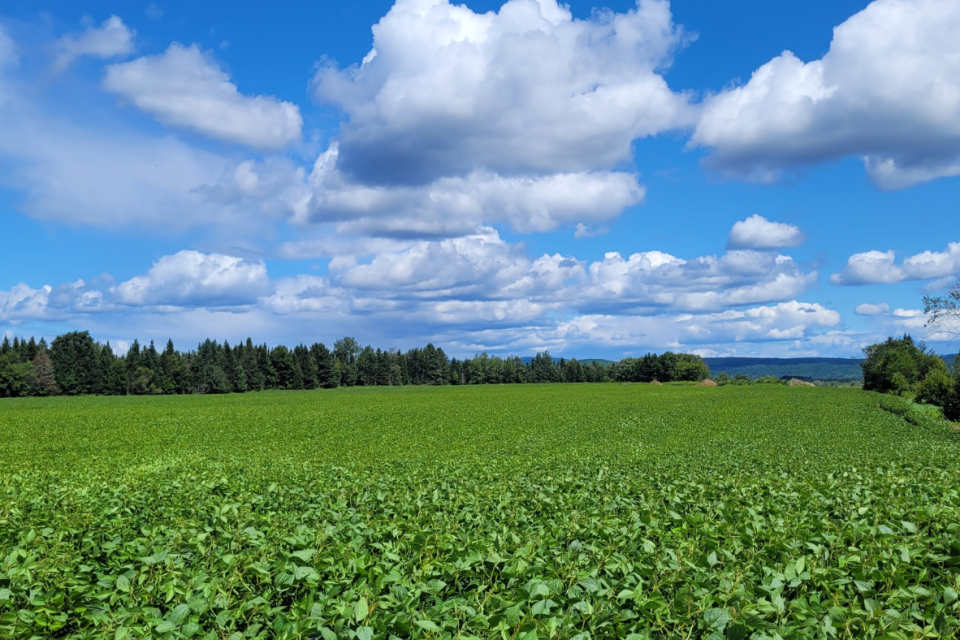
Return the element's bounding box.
[116,575,130,591]
[291,548,316,562]
[901,521,917,533]
[355,596,368,623]
[725,624,748,640]
[319,627,337,640]
[169,603,191,624]
[0,589,12,601]
[945,587,958,604]
[356,626,373,640]
[415,619,441,632]
[155,620,177,633]
[704,608,731,630]
[707,551,719,567]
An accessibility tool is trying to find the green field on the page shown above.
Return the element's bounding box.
[2,385,960,640]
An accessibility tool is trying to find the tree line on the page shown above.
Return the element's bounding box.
[0,331,711,398]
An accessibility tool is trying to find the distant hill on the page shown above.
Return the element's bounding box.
[702,357,864,381]
[578,358,615,366]
[518,356,614,366]
[516,353,952,381]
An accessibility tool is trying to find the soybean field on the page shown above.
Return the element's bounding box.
[2,384,960,640]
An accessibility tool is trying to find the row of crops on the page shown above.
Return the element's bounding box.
[2,384,960,639]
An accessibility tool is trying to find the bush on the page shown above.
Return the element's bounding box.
[916,367,954,407]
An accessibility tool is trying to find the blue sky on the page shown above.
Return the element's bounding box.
[1,0,959,358]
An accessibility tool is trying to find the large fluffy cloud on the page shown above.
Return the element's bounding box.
[830,241,960,285]
[313,0,694,185]
[52,16,135,72]
[692,0,960,189]
[104,43,303,149]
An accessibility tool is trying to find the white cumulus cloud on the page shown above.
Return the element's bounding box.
[830,241,960,285]
[104,43,303,149]
[692,0,960,189]
[113,251,270,306]
[209,144,646,237]
[313,0,695,184]
[53,16,135,72]
[727,214,806,250]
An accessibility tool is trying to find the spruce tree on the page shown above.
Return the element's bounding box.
[310,343,337,388]
[294,345,318,389]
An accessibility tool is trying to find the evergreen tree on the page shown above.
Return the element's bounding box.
[194,339,230,394]
[240,339,263,391]
[294,345,318,389]
[235,365,248,392]
[99,343,128,395]
[223,342,238,392]
[50,331,100,395]
[310,343,337,388]
[269,346,301,390]
[25,337,38,362]
[258,344,277,389]
[160,339,190,394]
